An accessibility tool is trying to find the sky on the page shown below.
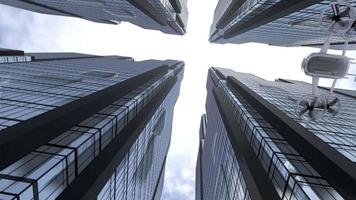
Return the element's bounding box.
[0,1,355,199]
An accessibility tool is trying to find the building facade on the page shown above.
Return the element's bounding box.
[195,114,206,200]
[210,0,356,49]
[197,67,356,199]
[0,0,188,35]
[0,48,184,200]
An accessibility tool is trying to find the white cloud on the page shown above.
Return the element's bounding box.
[161,153,195,200]
[0,1,355,200]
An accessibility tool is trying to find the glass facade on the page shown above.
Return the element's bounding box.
[199,67,356,200]
[0,52,184,200]
[210,0,356,47]
[0,56,32,64]
[0,56,161,131]
[201,70,252,200]
[195,115,206,200]
[204,117,251,200]
[231,73,356,163]
[0,0,188,35]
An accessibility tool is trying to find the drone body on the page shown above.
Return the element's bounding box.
[298,0,355,121]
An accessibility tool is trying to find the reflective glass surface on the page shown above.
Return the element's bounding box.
[202,68,348,200]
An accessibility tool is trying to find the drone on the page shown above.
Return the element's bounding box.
[297,0,355,121]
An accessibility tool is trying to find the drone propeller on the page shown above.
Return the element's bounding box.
[320,1,355,34]
[340,6,351,18]
[296,95,327,121]
[331,3,351,18]
[324,95,342,116]
[296,94,342,121]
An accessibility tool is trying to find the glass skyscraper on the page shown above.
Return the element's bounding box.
[0,0,188,35]
[195,114,206,200]
[0,48,184,200]
[197,67,356,200]
[210,0,356,48]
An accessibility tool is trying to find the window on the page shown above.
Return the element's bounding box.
[153,109,166,136]
[0,56,32,63]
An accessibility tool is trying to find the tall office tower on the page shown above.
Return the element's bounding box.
[195,114,206,200]
[197,67,356,200]
[0,0,188,35]
[209,1,356,48]
[0,48,184,200]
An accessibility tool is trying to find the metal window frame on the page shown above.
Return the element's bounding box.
[151,155,167,200]
[215,0,246,30]
[19,0,86,19]
[57,74,177,200]
[18,0,169,26]
[216,0,324,40]
[169,0,182,13]
[212,86,280,200]
[127,0,169,25]
[0,65,168,170]
[227,75,356,199]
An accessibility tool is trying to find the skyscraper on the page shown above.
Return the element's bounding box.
[195,114,206,200]
[210,1,356,48]
[197,67,356,199]
[0,48,184,200]
[0,0,188,35]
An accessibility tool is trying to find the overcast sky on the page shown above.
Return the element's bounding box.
[0,1,355,199]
